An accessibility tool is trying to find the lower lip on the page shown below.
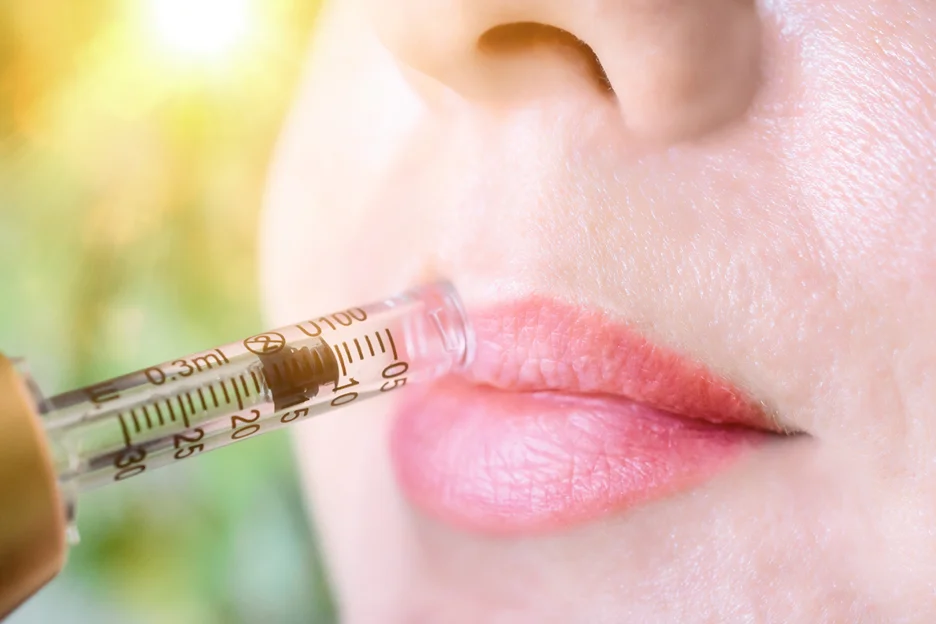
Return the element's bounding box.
[389,378,768,534]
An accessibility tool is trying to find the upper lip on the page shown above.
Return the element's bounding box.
[461,296,783,432]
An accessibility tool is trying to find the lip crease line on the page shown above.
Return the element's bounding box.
[461,297,780,432]
[389,296,788,533]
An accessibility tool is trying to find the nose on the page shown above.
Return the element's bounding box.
[371,0,762,142]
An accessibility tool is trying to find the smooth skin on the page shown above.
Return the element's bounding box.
[260,0,936,622]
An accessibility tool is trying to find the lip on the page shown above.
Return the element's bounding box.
[389,298,781,534]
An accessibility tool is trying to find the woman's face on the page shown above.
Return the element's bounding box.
[261,0,936,621]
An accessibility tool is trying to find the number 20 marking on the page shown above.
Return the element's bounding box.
[231,409,261,440]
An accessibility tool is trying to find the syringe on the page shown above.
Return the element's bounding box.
[0,281,472,619]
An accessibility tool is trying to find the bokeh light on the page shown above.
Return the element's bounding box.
[147,0,254,63]
[1,0,333,622]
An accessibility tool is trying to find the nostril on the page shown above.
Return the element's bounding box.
[477,22,615,98]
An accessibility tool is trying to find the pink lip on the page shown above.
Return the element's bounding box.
[389,298,780,534]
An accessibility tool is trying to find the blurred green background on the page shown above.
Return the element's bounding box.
[1,1,336,621]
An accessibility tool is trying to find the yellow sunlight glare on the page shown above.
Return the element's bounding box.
[147,0,253,62]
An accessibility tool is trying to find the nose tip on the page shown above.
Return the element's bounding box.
[372,0,762,143]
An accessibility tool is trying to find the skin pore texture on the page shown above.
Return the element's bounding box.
[260,0,936,622]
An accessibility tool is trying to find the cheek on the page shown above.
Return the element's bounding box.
[784,3,936,288]
[260,2,429,323]
[768,4,936,450]
[292,399,418,613]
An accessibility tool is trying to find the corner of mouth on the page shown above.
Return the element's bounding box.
[387,296,802,533]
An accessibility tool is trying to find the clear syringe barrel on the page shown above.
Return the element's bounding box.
[38,282,472,493]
